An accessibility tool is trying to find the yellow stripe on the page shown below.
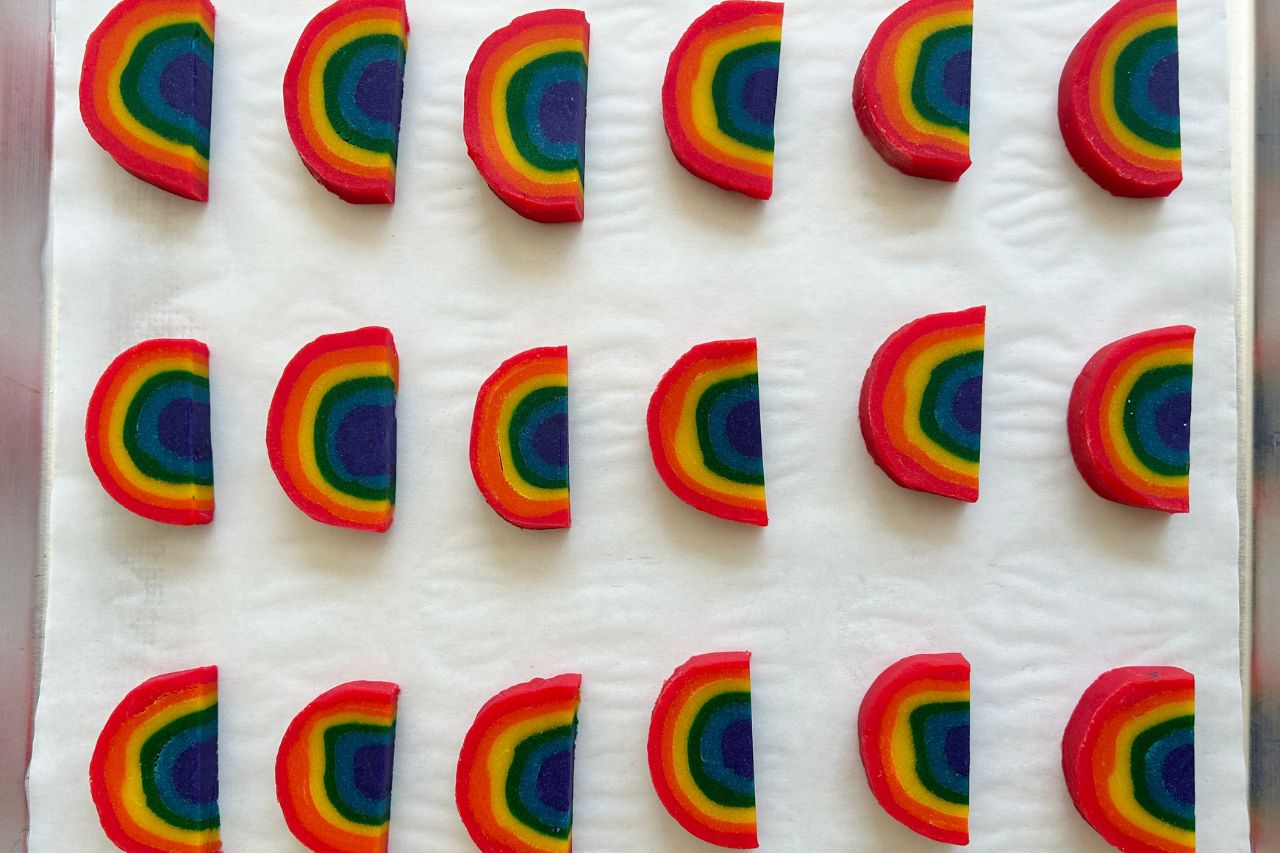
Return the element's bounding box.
[496,373,570,502]
[105,355,213,502]
[1106,701,1195,846]
[893,11,972,144]
[485,709,576,850]
[672,363,765,502]
[491,39,585,184]
[688,26,780,167]
[107,13,213,168]
[1098,13,1180,161]
[305,711,389,837]
[886,688,969,819]
[1103,347,1191,488]
[297,359,396,511]
[121,693,218,845]
[899,333,982,476]
[306,18,405,170]
[668,678,755,825]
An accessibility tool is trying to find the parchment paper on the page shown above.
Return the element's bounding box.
[30,0,1247,849]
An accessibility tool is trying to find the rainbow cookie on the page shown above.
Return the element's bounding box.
[859,306,984,502]
[1063,667,1194,853]
[853,0,973,182]
[663,2,784,199]
[89,667,220,853]
[266,327,398,532]
[1068,325,1193,513]
[456,674,581,853]
[284,0,409,204]
[1059,0,1181,197]
[276,681,400,853]
[464,10,590,223]
[86,339,214,526]
[80,0,216,201]
[858,653,969,845]
[648,339,767,526]
[471,346,570,530]
[648,652,756,849]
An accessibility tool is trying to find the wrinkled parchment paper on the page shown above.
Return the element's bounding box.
[31,0,1247,849]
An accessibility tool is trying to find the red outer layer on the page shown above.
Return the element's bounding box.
[1058,0,1182,198]
[1061,667,1194,853]
[661,1,783,200]
[79,0,216,201]
[852,0,972,182]
[275,680,400,853]
[647,651,757,849]
[455,673,582,853]
[857,653,969,846]
[282,0,409,204]
[89,667,220,853]
[1067,325,1194,514]
[85,338,214,526]
[462,9,589,224]
[858,306,984,503]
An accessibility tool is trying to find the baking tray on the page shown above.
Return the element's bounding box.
[0,0,50,849]
[0,0,1268,849]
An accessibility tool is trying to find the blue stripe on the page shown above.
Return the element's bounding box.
[695,697,754,797]
[151,721,219,823]
[133,378,213,480]
[518,59,586,164]
[135,36,213,144]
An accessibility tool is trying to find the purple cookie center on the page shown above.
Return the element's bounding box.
[336,405,393,477]
[742,67,778,126]
[952,375,983,435]
[539,80,584,145]
[945,724,970,778]
[160,52,213,129]
[721,718,754,780]
[531,412,569,466]
[725,400,762,459]
[171,737,217,804]
[356,59,402,123]
[943,50,972,108]
[1148,52,1180,116]
[1163,742,1195,806]
[1155,392,1191,451]
[158,398,212,462]
[535,749,573,812]
[352,742,392,800]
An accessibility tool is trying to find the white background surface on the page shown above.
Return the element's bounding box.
[30,0,1248,849]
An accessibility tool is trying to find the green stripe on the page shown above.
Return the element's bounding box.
[1122,364,1191,477]
[506,385,569,490]
[504,724,575,837]
[119,24,213,158]
[122,371,212,486]
[1112,27,1180,150]
[322,722,394,826]
[711,42,778,152]
[918,351,982,464]
[686,692,754,809]
[910,26,971,133]
[909,701,969,806]
[695,375,764,487]
[322,33,404,158]
[505,51,587,177]
[312,376,396,502]
[139,706,219,832]
[1131,715,1195,831]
